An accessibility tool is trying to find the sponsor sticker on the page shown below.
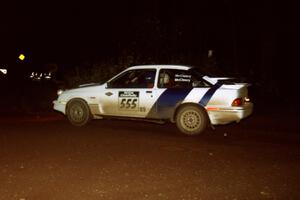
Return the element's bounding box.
[174,74,191,82]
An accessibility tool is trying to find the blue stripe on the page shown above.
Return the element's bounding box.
[156,88,193,111]
[147,88,193,119]
[199,82,223,106]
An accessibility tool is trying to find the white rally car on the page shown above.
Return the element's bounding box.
[53,65,253,135]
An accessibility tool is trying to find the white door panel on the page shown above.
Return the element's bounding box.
[100,88,164,118]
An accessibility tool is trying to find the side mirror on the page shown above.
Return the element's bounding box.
[106,82,111,88]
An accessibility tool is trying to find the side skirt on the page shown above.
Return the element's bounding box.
[94,114,167,124]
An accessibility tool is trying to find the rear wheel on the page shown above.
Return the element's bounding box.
[66,99,91,126]
[176,105,208,136]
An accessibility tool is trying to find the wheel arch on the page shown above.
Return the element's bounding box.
[172,102,210,124]
[66,97,91,115]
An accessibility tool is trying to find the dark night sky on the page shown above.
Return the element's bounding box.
[0,1,299,78]
[0,0,299,113]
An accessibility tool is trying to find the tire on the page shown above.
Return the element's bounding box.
[66,99,91,126]
[176,105,208,136]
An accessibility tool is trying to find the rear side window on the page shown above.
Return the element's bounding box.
[158,69,210,88]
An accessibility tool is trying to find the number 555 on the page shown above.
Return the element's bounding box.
[120,98,138,109]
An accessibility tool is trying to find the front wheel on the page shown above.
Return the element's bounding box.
[176,105,208,136]
[66,99,91,126]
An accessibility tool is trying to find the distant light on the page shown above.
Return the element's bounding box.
[29,71,52,81]
[18,54,25,61]
[36,73,42,80]
[208,50,213,58]
[44,72,52,80]
[0,69,7,75]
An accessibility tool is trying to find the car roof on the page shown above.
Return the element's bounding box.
[128,65,192,71]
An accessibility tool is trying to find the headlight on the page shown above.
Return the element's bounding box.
[57,89,64,96]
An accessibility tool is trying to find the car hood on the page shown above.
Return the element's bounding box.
[78,83,101,88]
[62,83,105,95]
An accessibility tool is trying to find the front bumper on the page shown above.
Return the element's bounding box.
[53,100,66,114]
[207,102,253,125]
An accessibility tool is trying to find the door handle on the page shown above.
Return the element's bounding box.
[146,91,152,94]
[105,92,113,96]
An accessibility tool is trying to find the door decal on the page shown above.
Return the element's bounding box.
[118,91,139,111]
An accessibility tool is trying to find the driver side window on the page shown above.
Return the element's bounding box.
[108,69,156,88]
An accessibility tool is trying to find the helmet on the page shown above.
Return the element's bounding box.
[163,73,170,84]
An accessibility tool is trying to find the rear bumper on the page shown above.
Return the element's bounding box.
[207,102,253,125]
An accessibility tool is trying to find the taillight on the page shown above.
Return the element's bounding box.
[244,97,250,102]
[232,98,243,106]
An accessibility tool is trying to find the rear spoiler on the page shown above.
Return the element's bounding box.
[203,76,233,85]
[203,76,251,87]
